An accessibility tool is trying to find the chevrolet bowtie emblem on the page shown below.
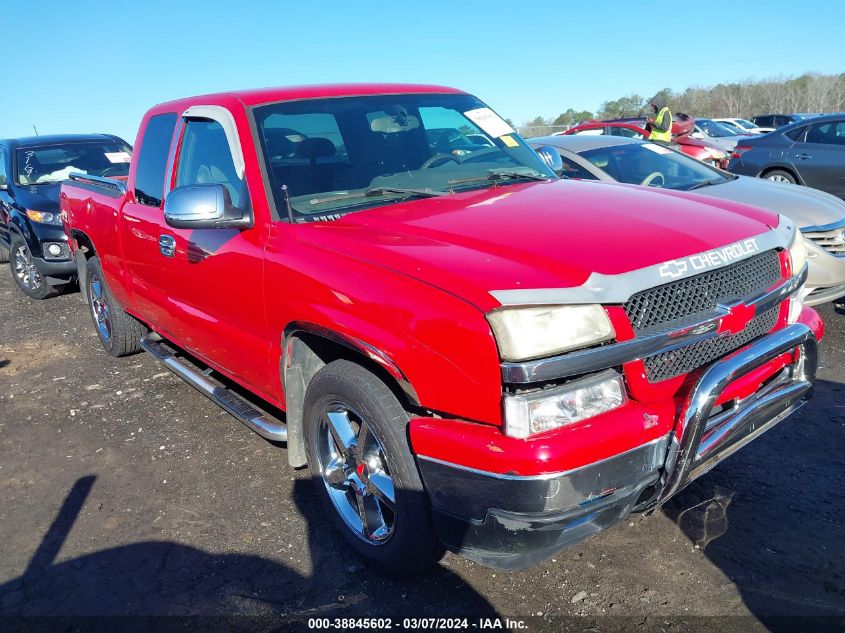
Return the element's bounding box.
[718,303,756,335]
[659,260,688,279]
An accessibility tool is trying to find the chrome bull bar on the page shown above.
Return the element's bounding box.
[654,323,818,508]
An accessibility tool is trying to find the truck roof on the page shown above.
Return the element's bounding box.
[0,133,121,148]
[156,83,467,109]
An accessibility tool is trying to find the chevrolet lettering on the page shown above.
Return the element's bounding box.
[660,238,760,279]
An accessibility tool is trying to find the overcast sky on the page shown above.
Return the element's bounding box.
[2,0,843,142]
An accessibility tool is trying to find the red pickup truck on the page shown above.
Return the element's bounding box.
[61,84,822,574]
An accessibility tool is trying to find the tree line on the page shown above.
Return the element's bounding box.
[519,71,845,132]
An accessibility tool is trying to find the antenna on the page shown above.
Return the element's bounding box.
[32,124,39,136]
[282,184,295,223]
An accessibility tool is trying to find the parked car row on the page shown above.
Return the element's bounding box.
[528,134,845,305]
[0,84,833,577]
[560,120,730,168]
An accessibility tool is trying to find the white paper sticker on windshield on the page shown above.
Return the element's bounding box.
[464,107,515,139]
[104,151,131,164]
[641,143,672,154]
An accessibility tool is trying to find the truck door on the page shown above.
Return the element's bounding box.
[127,107,276,400]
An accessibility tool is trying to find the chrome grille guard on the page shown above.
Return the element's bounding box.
[652,322,818,508]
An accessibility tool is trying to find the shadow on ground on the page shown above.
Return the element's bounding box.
[0,475,497,623]
[663,378,845,631]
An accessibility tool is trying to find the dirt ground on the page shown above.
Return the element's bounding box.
[1,272,843,632]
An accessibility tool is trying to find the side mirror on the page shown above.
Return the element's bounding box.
[0,174,7,190]
[164,183,252,229]
[534,145,564,177]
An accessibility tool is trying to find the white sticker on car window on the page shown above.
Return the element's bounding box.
[464,108,515,139]
[641,143,672,154]
[104,151,132,164]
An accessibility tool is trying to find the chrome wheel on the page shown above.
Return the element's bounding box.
[316,404,397,544]
[88,272,112,343]
[767,174,792,184]
[13,245,42,291]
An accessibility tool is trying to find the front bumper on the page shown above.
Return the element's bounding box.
[26,223,76,283]
[417,323,818,569]
[32,255,76,283]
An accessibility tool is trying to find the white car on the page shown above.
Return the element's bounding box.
[690,118,751,153]
[714,117,775,134]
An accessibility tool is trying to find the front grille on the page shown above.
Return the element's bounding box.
[643,306,779,383]
[803,224,845,257]
[624,250,782,334]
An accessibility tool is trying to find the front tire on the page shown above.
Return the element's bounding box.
[9,235,58,300]
[303,360,443,575]
[764,169,797,184]
[85,256,146,356]
[0,240,9,263]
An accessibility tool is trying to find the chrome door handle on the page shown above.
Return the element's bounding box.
[795,153,812,160]
[159,234,175,257]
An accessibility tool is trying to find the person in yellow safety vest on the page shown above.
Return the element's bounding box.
[647,95,672,143]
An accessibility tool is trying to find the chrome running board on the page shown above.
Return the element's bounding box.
[140,333,287,442]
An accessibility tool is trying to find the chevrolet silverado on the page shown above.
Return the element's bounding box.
[61,84,823,574]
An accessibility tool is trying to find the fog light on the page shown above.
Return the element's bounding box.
[47,243,63,257]
[503,370,628,439]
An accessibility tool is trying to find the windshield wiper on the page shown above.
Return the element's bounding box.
[306,186,447,206]
[686,178,725,191]
[448,169,551,187]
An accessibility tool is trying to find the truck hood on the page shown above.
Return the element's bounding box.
[697,176,845,229]
[11,183,61,213]
[299,179,781,311]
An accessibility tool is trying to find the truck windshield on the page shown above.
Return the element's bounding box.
[253,93,555,219]
[578,141,731,191]
[16,141,131,185]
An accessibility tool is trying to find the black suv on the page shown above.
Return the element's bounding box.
[0,134,131,299]
[751,113,819,129]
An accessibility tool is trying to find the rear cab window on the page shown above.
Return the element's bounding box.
[134,113,178,207]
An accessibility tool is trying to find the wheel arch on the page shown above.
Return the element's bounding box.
[759,165,803,185]
[69,229,98,303]
[281,322,421,469]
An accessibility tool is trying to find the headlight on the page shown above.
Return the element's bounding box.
[487,305,615,361]
[503,370,628,438]
[787,227,807,276]
[802,235,819,259]
[26,209,61,225]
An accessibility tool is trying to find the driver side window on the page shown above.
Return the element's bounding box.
[176,119,242,207]
[0,148,7,184]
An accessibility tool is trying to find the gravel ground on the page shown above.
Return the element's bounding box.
[0,272,843,631]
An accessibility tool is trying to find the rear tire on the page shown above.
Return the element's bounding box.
[9,235,58,300]
[0,241,9,263]
[85,256,146,356]
[303,359,444,576]
[764,169,797,184]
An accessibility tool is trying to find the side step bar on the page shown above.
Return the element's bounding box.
[140,333,288,442]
